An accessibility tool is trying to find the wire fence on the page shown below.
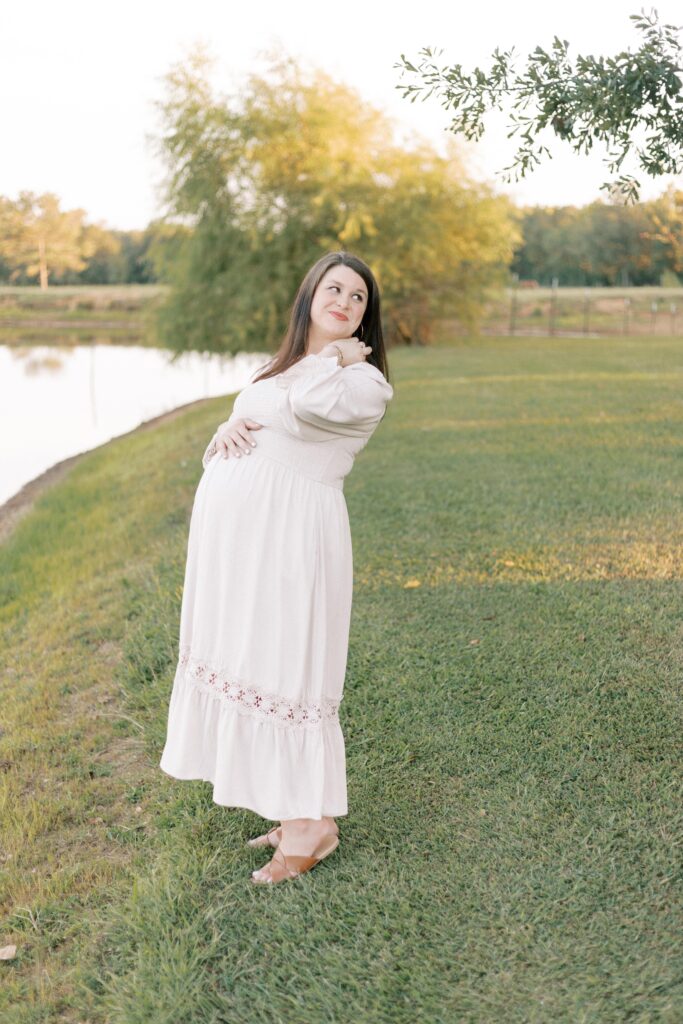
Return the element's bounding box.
[459,286,683,338]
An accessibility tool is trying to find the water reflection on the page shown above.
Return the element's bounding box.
[0,343,271,505]
[10,346,70,375]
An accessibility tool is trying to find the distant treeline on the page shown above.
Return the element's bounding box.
[511,189,683,287]
[1,189,681,291]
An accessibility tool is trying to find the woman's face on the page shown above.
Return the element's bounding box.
[309,265,369,341]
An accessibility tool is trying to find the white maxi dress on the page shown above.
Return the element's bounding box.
[159,352,394,821]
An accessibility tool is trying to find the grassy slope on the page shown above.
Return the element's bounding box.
[1,338,681,1023]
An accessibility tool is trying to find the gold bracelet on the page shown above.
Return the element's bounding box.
[331,344,344,367]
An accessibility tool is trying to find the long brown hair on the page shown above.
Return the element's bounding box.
[251,251,390,384]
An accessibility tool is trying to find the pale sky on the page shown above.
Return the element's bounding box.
[3,0,682,230]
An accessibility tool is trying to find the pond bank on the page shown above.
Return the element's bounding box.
[0,396,215,544]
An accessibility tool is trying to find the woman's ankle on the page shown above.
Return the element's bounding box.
[282,816,336,835]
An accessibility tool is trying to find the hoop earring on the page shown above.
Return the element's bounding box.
[358,323,364,340]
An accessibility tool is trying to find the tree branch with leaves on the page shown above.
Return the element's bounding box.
[394,7,683,203]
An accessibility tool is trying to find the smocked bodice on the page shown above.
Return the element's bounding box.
[202,353,394,490]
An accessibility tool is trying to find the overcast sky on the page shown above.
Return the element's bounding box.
[3,0,682,230]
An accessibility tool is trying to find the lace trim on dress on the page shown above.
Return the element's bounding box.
[179,649,340,729]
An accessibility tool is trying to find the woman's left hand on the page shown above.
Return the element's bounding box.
[320,339,372,366]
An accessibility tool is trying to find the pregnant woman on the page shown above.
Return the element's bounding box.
[159,250,394,885]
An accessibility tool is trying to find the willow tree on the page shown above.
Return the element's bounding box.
[151,47,518,354]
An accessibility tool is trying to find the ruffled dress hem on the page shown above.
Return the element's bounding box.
[159,665,349,821]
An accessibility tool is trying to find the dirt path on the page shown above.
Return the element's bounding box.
[0,398,212,545]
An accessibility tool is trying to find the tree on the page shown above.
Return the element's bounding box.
[649,186,683,271]
[0,191,98,288]
[152,46,519,354]
[72,224,122,284]
[394,8,683,203]
[578,201,659,284]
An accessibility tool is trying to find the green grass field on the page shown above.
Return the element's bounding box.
[0,285,164,345]
[1,336,681,1022]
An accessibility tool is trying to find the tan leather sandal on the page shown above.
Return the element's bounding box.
[251,831,339,885]
[246,825,282,849]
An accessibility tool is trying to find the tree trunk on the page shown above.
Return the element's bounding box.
[38,237,48,290]
[394,319,413,345]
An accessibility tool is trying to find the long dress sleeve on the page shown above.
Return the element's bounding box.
[277,354,394,441]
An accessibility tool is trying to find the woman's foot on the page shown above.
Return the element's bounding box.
[251,817,339,883]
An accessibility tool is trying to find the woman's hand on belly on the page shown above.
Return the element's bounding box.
[215,417,263,458]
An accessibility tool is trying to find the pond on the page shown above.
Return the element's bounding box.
[0,343,270,506]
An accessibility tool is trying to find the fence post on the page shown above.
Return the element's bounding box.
[549,277,558,336]
[583,288,590,335]
[651,300,658,334]
[509,276,518,336]
[671,303,677,335]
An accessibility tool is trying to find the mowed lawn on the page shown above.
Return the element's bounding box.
[1,337,681,1023]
